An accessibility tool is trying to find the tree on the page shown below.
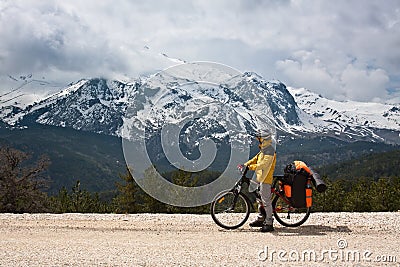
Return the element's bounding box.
[0,146,49,212]
[49,180,112,213]
[370,177,400,212]
[113,167,210,214]
[113,168,143,213]
[312,178,349,212]
[344,177,373,212]
[113,166,171,213]
[165,168,199,213]
[139,166,170,213]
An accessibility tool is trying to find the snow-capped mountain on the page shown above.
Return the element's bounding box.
[1,72,299,136]
[0,72,399,145]
[290,87,400,131]
[0,74,65,109]
[288,87,400,143]
[1,78,139,135]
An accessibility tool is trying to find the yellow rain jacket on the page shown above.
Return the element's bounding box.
[244,139,276,184]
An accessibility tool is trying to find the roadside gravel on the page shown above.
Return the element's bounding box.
[0,212,399,266]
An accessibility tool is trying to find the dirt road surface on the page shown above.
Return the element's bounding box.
[0,212,399,266]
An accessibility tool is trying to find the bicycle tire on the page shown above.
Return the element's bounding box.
[271,179,311,227]
[210,190,251,230]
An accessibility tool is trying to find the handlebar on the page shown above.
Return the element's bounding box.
[237,164,285,186]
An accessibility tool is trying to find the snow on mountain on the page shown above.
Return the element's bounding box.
[288,87,400,142]
[0,79,88,126]
[0,74,65,109]
[289,87,400,131]
[2,78,140,135]
[123,71,279,141]
[240,72,301,133]
[0,71,399,144]
[0,45,188,111]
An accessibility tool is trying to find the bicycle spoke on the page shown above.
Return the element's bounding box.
[211,191,251,229]
[271,178,311,227]
[273,195,311,227]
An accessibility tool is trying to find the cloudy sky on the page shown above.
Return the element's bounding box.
[0,0,399,103]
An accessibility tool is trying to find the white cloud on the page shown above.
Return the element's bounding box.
[276,58,339,97]
[0,0,399,103]
[341,64,390,102]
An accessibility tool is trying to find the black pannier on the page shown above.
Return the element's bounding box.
[283,172,309,208]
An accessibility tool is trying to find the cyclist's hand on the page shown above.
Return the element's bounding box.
[237,164,249,174]
[237,164,245,172]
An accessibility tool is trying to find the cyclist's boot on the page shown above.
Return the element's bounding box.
[261,217,274,232]
[260,222,274,232]
[249,217,264,227]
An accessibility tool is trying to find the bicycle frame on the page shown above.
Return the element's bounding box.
[211,168,312,229]
[235,172,290,212]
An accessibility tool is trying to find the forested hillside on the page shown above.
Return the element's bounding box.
[1,124,397,193]
[318,149,400,180]
[1,123,399,214]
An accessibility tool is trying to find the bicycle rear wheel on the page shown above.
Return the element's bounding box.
[272,195,311,227]
[210,190,251,230]
[271,179,311,227]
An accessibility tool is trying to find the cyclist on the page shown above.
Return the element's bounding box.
[243,129,276,232]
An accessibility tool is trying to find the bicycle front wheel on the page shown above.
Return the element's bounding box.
[210,190,251,230]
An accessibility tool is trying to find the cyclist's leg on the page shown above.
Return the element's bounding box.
[257,204,266,219]
[249,202,265,227]
[249,183,265,227]
[260,182,273,226]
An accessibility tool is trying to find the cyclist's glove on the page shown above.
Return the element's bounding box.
[237,164,249,175]
[237,164,245,172]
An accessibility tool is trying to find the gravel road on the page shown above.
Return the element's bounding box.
[0,212,399,266]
